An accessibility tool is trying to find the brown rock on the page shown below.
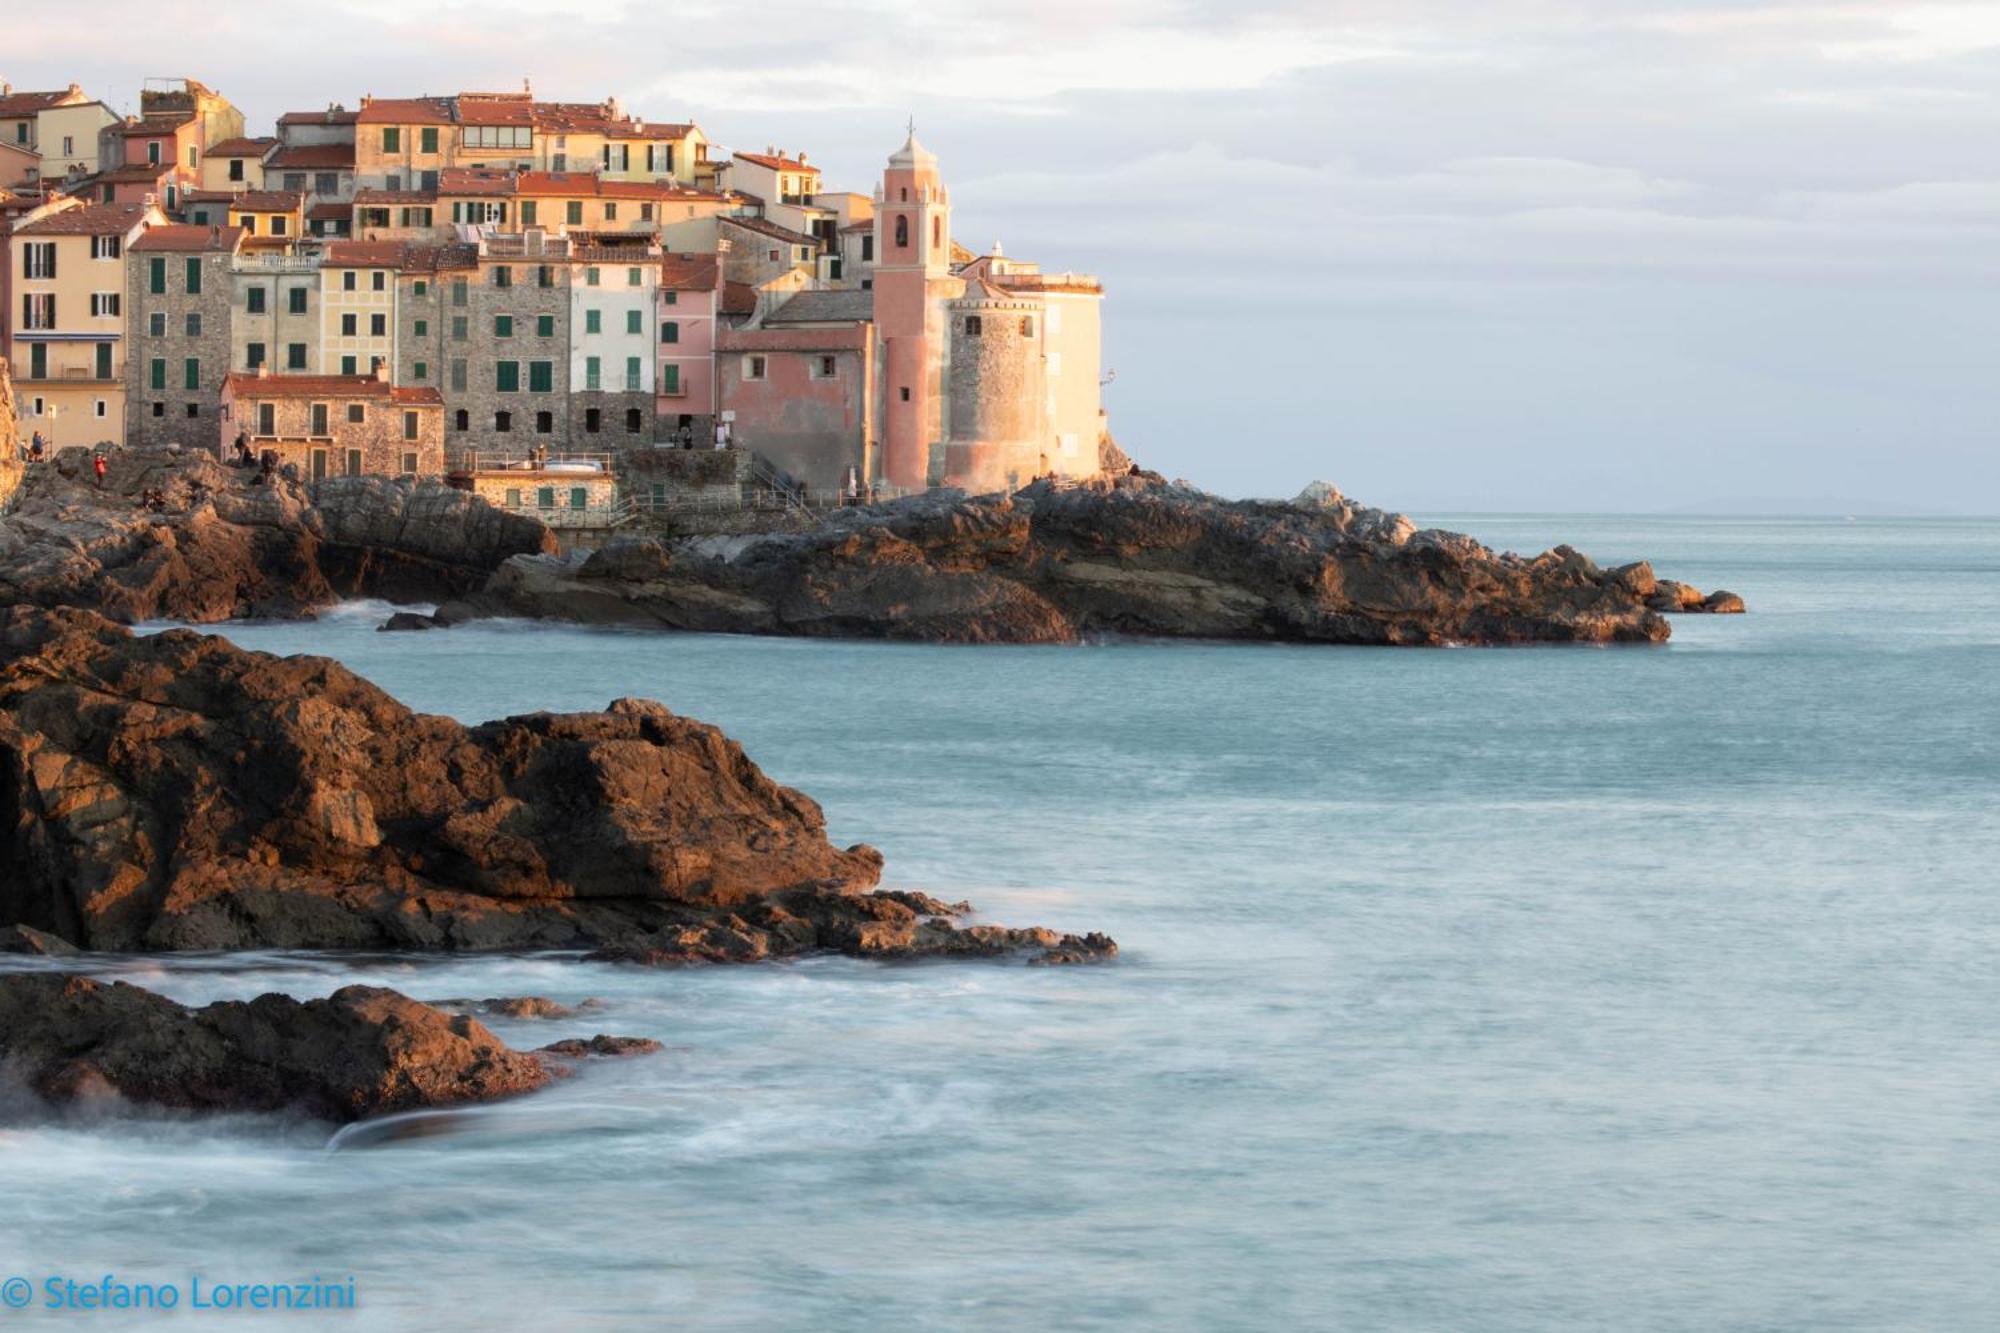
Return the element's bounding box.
[0,924,78,955]
[429,996,602,1020]
[537,1035,662,1059]
[1701,590,1746,614]
[0,975,552,1122]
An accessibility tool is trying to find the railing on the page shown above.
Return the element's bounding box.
[490,495,635,529]
[233,254,322,274]
[745,454,810,515]
[450,449,614,475]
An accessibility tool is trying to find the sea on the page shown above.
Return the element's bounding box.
[2,514,1997,1331]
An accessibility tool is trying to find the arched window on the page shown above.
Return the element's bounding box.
[933,216,941,248]
[894,215,909,248]
[452,409,469,431]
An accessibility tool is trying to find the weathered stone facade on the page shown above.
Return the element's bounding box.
[941,289,1050,493]
[125,226,244,449]
[220,371,444,479]
[229,255,322,377]
[0,361,22,508]
[448,254,573,453]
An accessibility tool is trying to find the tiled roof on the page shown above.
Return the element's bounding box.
[230,190,304,213]
[0,88,86,118]
[308,200,353,220]
[224,372,443,404]
[130,223,244,253]
[180,189,237,204]
[114,114,191,138]
[324,240,409,267]
[278,107,359,126]
[96,163,175,183]
[266,144,355,170]
[401,242,479,272]
[15,201,151,235]
[658,253,719,292]
[733,151,815,174]
[206,136,275,157]
[352,188,436,205]
[719,324,866,352]
[355,97,454,125]
[764,289,873,325]
[721,214,819,247]
[720,280,757,316]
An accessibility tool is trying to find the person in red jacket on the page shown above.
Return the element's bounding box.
[92,453,107,488]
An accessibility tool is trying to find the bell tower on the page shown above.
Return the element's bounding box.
[875,127,951,489]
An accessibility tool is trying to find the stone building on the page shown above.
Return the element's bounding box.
[219,367,443,478]
[125,223,244,448]
[569,236,658,447]
[448,232,573,452]
[230,249,322,375]
[941,278,1050,489]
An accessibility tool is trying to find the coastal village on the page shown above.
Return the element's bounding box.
[0,76,1109,525]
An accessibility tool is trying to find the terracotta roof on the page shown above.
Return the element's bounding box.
[207,136,275,157]
[355,97,454,126]
[658,253,719,292]
[15,201,151,236]
[765,289,873,325]
[96,163,175,184]
[308,200,353,220]
[180,189,238,204]
[324,240,409,267]
[230,190,304,213]
[719,324,866,352]
[721,214,818,247]
[733,151,815,174]
[224,372,443,404]
[130,223,244,253]
[266,144,355,170]
[720,280,757,316]
[0,88,87,118]
[278,107,359,126]
[114,114,191,138]
[352,188,436,205]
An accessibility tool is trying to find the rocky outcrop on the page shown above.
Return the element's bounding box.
[0,363,21,511]
[0,449,553,624]
[0,608,1109,965]
[468,471,1724,645]
[0,975,662,1122]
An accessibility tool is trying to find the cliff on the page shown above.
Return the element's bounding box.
[0,363,21,511]
[0,607,1114,965]
[465,472,1739,645]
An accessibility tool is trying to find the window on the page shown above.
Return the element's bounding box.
[495,411,513,432]
[585,310,601,335]
[536,314,555,337]
[452,316,468,340]
[624,407,642,434]
[528,361,552,392]
[414,280,428,297]
[451,280,467,307]
[625,356,641,390]
[900,386,910,402]
[147,256,166,293]
[94,399,107,418]
[462,126,530,149]
[813,355,838,379]
[535,411,553,434]
[413,360,428,381]
[603,203,618,222]
[91,235,120,260]
[342,314,358,336]
[22,294,55,330]
[584,408,601,433]
[341,271,357,292]
[895,216,908,248]
[258,402,275,435]
[288,286,308,314]
[403,410,419,440]
[570,487,588,510]
[585,356,601,390]
[241,216,259,236]
[661,321,679,344]
[382,127,401,153]
[1020,316,1035,337]
[316,172,338,195]
[537,265,554,289]
[246,342,266,369]
[149,312,166,337]
[661,364,681,395]
[565,201,583,226]
[149,358,166,390]
[247,286,267,314]
[402,452,418,474]
[186,402,200,418]
[496,361,520,392]
[492,266,512,289]
[965,315,982,336]
[640,204,654,221]
[271,217,289,237]
[229,158,244,182]
[370,314,387,336]
[311,403,329,435]
[420,126,438,154]
[340,355,357,375]
[185,312,201,336]
[148,401,162,417]
[147,142,161,165]
[287,343,307,369]
[95,344,113,380]
[346,449,363,477]
[537,486,555,509]
[746,355,767,381]
[664,291,677,306]
[626,267,643,288]
[934,216,942,248]
[495,315,513,338]
[184,358,200,390]
[862,235,874,262]
[91,292,120,317]
[283,172,306,192]
[585,267,600,287]
[506,488,522,506]
[520,201,538,227]
[23,241,57,279]
[372,271,386,292]
[414,318,427,337]
[347,404,365,424]
[450,359,467,391]
[453,409,469,431]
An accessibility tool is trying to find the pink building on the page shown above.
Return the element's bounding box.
[657,252,718,444]
[872,131,952,490]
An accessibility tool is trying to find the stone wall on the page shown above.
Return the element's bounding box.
[225,388,444,479]
[450,260,572,452]
[941,295,1050,493]
[126,246,238,449]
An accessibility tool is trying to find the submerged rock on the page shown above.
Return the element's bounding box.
[470,472,1686,645]
[0,608,1108,965]
[0,449,552,624]
[537,1035,662,1059]
[429,996,603,1021]
[0,976,560,1122]
[378,611,442,632]
[0,925,78,956]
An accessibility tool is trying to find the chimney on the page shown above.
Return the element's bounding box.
[256,363,272,379]
[799,152,808,166]
[767,145,775,157]
[374,361,390,383]
[67,83,81,97]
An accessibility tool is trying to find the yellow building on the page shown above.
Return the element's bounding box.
[199,136,275,192]
[227,190,306,243]
[319,240,401,376]
[7,200,162,448]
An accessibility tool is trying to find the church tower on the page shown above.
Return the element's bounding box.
[874,129,952,489]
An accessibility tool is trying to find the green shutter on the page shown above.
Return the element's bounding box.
[529,361,552,392]
[184,358,199,390]
[495,315,512,337]
[626,309,642,334]
[662,321,678,344]
[537,315,555,337]
[662,364,679,394]
[496,361,519,392]
[585,310,600,334]
[148,257,165,294]
[420,126,437,153]
[383,127,400,152]
[184,257,201,294]
[149,358,165,390]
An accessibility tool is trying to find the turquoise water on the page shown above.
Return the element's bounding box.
[5,515,1999,1331]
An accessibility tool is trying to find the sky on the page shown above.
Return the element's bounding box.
[9,1,1999,511]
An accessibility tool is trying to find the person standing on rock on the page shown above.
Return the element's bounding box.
[30,430,44,463]
[92,453,107,488]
